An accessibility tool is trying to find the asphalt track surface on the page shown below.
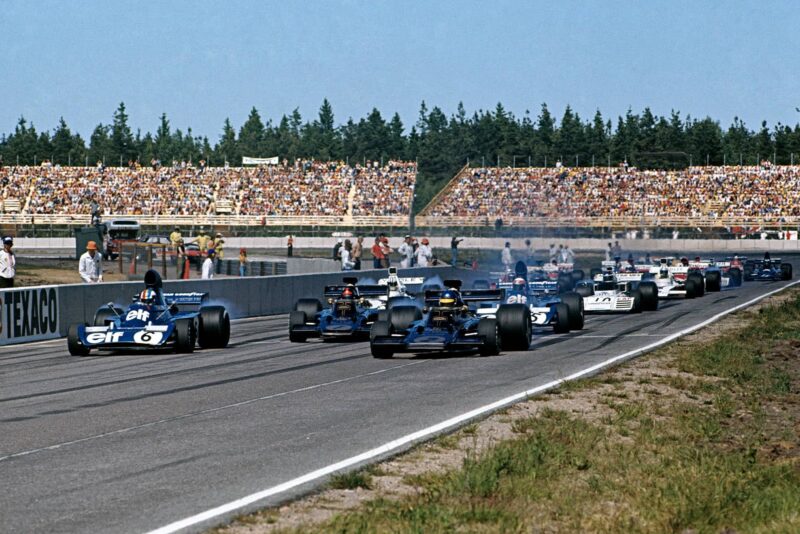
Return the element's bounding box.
[1,268,798,534]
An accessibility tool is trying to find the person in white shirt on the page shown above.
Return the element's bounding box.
[559,244,575,264]
[415,238,432,267]
[501,242,513,270]
[0,236,16,287]
[397,235,414,268]
[79,240,103,283]
[340,239,355,271]
[548,243,557,262]
[202,249,216,279]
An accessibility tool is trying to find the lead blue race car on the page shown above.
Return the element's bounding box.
[743,256,793,281]
[369,279,531,359]
[67,270,230,356]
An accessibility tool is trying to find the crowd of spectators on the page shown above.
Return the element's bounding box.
[424,165,800,220]
[0,160,417,217]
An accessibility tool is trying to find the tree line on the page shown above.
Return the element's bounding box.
[2,100,800,210]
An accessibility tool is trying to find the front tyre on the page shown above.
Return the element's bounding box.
[198,306,231,349]
[553,303,570,333]
[560,292,585,330]
[67,324,90,356]
[288,310,308,342]
[478,317,500,356]
[497,303,531,351]
[175,319,196,353]
[370,320,394,359]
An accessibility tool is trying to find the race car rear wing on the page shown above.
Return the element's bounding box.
[162,292,209,305]
[424,288,503,304]
[376,276,426,286]
[324,285,388,298]
[527,280,559,293]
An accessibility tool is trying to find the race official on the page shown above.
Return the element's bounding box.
[501,242,513,270]
[0,236,16,287]
[415,238,432,267]
[79,241,103,283]
[352,236,363,270]
[398,235,414,269]
[202,249,216,279]
[213,233,225,260]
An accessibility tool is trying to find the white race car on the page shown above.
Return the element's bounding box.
[575,270,658,313]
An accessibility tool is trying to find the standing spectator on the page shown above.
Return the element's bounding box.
[192,229,211,272]
[239,248,248,277]
[176,238,187,279]
[605,242,613,261]
[169,226,182,264]
[213,232,226,260]
[525,239,535,264]
[450,236,463,267]
[287,235,293,257]
[340,239,355,271]
[380,237,393,268]
[370,237,384,269]
[352,236,363,270]
[611,240,622,262]
[398,235,414,268]
[202,249,216,279]
[0,236,16,287]
[79,241,103,283]
[416,238,432,267]
[560,244,575,264]
[556,244,564,262]
[332,238,343,261]
[90,196,101,225]
[501,242,513,270]
[548,243,557,262]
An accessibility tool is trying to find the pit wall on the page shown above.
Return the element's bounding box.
[0,266,462,346]
[11,237,800,253]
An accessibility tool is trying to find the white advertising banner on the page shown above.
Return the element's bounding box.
[242,156,279,165]
[0,286,60,345]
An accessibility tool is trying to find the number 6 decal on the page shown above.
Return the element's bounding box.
[134,331,163,345]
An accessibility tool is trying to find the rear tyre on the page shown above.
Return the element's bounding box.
[638,282,659,311]
[288,310,308,342]
[94,307,123,326]
[688,273,705,297]
[557,273,573,293]
[198,306,231,349]
[781,263,793,280]
[472,279,490,290]
[728,267,742,286]
[630,290,643,313]
[370,321,393,358]
[496,303,531,351]
[388,306,422,331]
[553,303,570,333]
[67,324,90,356]
[575,284,594,297]
[705,271,722,292]
[685,278,698,299]
[295,298,323,318]
[478,317,500,356]
[743,262,754,281]
[560,292,584,330]
[175,319,196,353]
[571,269,585,285]
[387,296,416,309]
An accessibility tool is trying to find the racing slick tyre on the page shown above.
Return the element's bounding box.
[781,263,793,281]
[94,307,123,326]
[728,267,743,286]
[571,269,585,285]
[743,262,754,281]
[630,290,643,313]
[472,279,490,290]
[705,271,722,292]
[688,273,705,297]
[559,292,585,330]
[685,278,698,299]
[288,311,309,343]
[557,273,573,293]
[590,267,602,280]
[387,296,416,309]
[67,324,90,356]
[174,319,196,353]
[389,305,422,332]
[478,317,501,356]
[370,321,394,358]
[638,282,659,311]
[496,303,531,351]
[553,303,570,333]
[575,283,594,298]
[295,298,323,318]
[198,306,231,349]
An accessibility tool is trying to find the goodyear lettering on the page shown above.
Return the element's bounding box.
[1,287,59,343]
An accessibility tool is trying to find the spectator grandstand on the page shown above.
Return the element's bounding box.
[418,165,800,227]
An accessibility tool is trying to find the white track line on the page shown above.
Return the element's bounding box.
[146,279,800,534]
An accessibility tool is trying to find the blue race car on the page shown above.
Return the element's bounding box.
[289,276,409,342]
[369,280,531,359]
[744,256,793,281]
[67,270,230,356]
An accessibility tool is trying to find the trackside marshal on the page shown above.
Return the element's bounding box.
[0,286,60,344]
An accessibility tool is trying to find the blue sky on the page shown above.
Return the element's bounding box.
[2,1,799,140]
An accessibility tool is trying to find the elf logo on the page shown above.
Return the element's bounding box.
[126,309,150,322]
[86,331,124,344]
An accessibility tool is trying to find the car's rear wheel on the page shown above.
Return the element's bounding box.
[571,269,585,285]
[638,282,659,311]
[781,263,793,280]
[67,324,90,356]
[478,317,500,356]
[497,303,531,351]
[553,303,570,333]
[198,306,230,349]
[575,284,594,297]
[295,298,323,318]
[389,306,422,331]
[685,278,698,299]
[705,271,722,292]
[370,321,393,358]
[688,273,705,297]
[728,267,742,286]
[472,279,490,290]
[288,310,308,342]
[175,319,196,353]
[557,273,573,293]
[94,307,123,326]
[560,292,584,330]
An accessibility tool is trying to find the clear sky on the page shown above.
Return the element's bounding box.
[2,0,799,140]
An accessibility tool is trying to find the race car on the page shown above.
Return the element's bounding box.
[743,256,793,281]
[369,280,531,358]
[288,270,425,342]
[67,270,230,356]
[575,268,658,313]
[476,261,584,333]
[474,261,583,293]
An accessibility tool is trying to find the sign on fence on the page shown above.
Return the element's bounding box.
[0,286,60,344]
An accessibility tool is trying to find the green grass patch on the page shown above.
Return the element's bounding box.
[328,470,373,491]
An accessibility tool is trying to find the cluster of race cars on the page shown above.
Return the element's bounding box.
[286,253,792,360]
[65,253,791,358]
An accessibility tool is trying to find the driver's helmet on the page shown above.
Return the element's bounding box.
[439,288,462,308]
[139,288,157,305]
[340,285,356,300]
[659,266,669,279]
[512,277,527,293]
